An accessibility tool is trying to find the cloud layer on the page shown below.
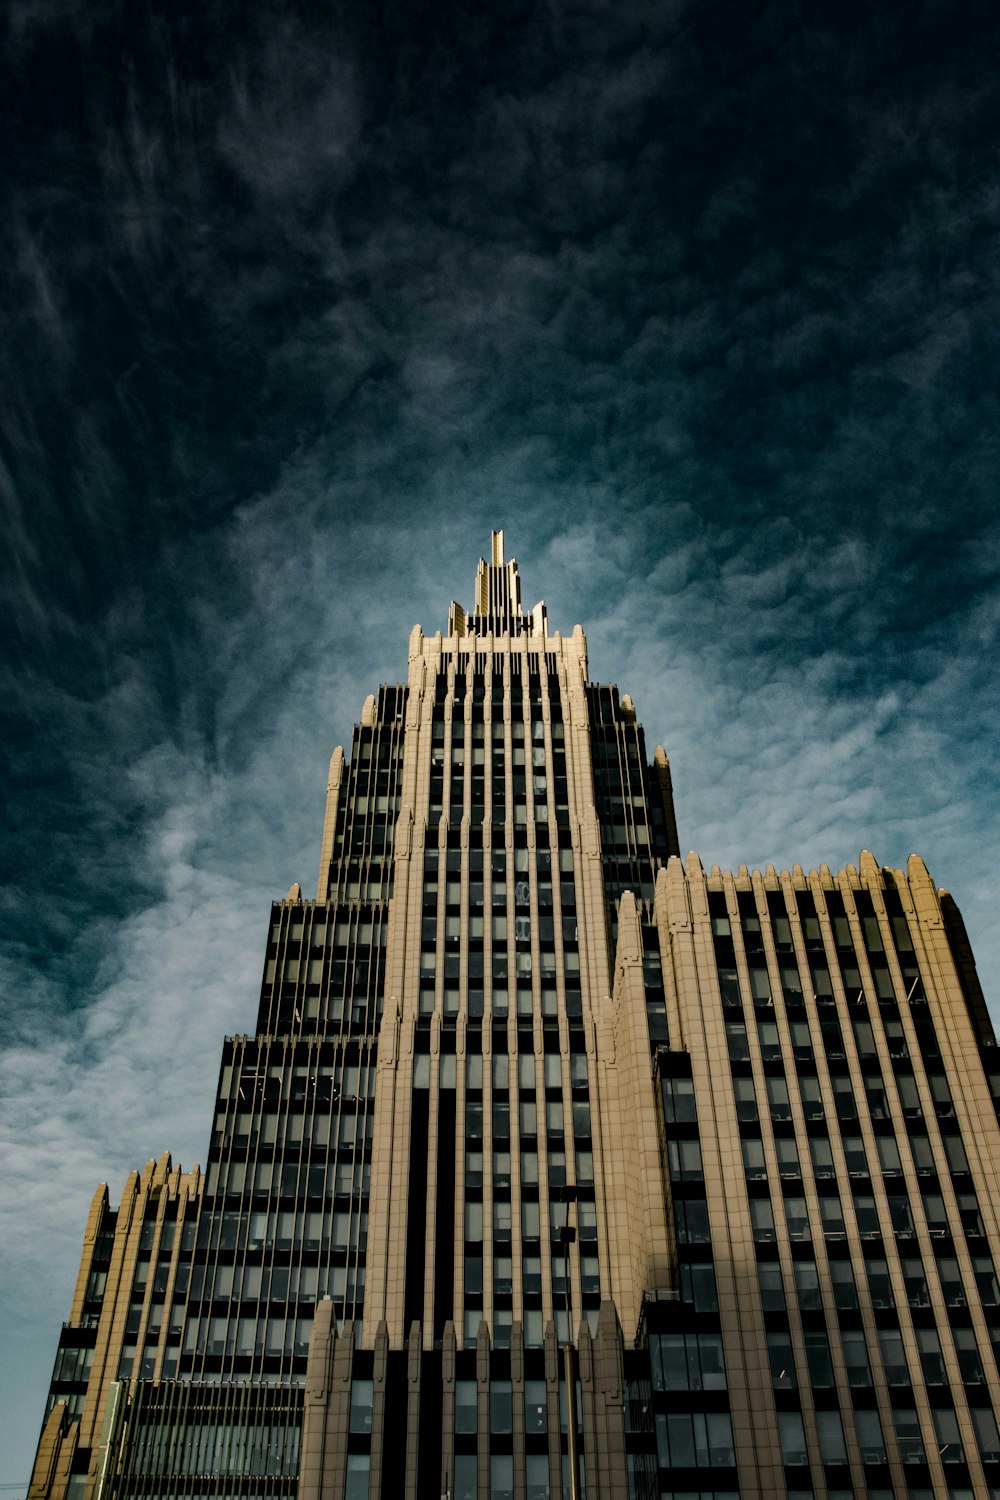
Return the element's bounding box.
[3,0,999,1486]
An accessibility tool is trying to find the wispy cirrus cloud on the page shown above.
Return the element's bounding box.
[3,0,1000,1486]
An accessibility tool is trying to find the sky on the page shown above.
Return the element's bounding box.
[2,0,999,1487]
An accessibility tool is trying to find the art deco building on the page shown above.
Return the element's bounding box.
[29,534,1000,1500]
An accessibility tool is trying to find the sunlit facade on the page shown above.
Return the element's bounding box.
[29,534,1000,1500]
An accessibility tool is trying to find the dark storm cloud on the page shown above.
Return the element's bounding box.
[2,0,1000,1483]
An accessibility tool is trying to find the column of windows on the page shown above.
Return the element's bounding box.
[417,648,595,1351]
[650,1054,734,1493]
[710,868,1000,1496]
[185,1041,374,1382]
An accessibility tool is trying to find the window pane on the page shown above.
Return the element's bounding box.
[345,1455,370,1500]
[855,1408,886,1463]
[490,1380,513,1433]
[455,1379,477,1433]
[490,1455,514,1500]
[751,1198,775,1242]
[779,1411,808,1465]
[525,1379,547,1434]
[817,1409,847,1464]
[972,1406,1000,1463]
[758,1262,785,1310]
[892,1408,924,1463]
[805,1331,834,1387]
[349,1379,373,1434]
[768,1332,796,1388]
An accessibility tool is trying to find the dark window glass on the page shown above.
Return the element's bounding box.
[768,1332,796,1388]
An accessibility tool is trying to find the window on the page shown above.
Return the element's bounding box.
[784,1196,810,1241]
[897,1071,922,1117]
[810,1134,834,1175]
[892,1408,924,1463]
[842,1135,868,1176]
[726,1023,750,1062]
[767,1332,796,1388]
[750,967,772,1002]
[776,1137,800,1177]
[490,1455,514,1500]
[821,1020,845,1058]
[490,1379,513,1433]
[734,1077,758,1121]
[878,1329,909,1386]
[751,1198,775,1243]
[767,1076,791,1121]
[876,1134,902,1175]
[494,1200,512,1242]
[465,1202,483,1241]
[349,1379,373,1433]
[958,1193,983,1238]
[816,1409,847,1464]
[935,1256,966,1307]
[841,1329,871,1386]
[718,967,740,1005]
[655,1410,735,1467]
[742,1137,766,1179]
[853,1017,877,1056]
[916,1328,946,1385]
[649,1331,726,1391]
[943,1134,970,1175]
[345,1455,370,1500]
[855,1408,886,1464]
[831,1259,858,1309]
[455,1379,477,1433]
[493,1256,513,1296]
[952,1327,984,1385]
[971,1406,1000,1463]
[900,1257,929,1308]
[804,1330,834,1387]
[850,1194,879,1239]
[974,1256,1000,1305]
[820,1195,845,1237]
[790,1019,812,1056]
[793,1261,821,1311]
[930,1073,954,1113]
[888,1195,914,1238]
[931,1407,963,1463]
[668,1139,704,1181]
[921,1193,948,1234]
[525,1453,549,1500]
[778,1410,808,1466]
[758,1019,781,1061]
[758,1262,785,1311]
[674,1199,710,1243]
[465,1257,483,1300]
[909,1131,934,1174]
[680,1261,718,1311]
[525,1379,547,1433]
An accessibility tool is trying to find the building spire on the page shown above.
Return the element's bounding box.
[448,530,547,638]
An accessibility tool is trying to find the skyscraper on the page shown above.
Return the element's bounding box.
[29,535,1000,1500]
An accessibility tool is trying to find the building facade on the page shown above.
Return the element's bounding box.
[29,534,1000,1500]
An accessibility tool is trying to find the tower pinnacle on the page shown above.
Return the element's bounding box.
[448,530,547,638]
